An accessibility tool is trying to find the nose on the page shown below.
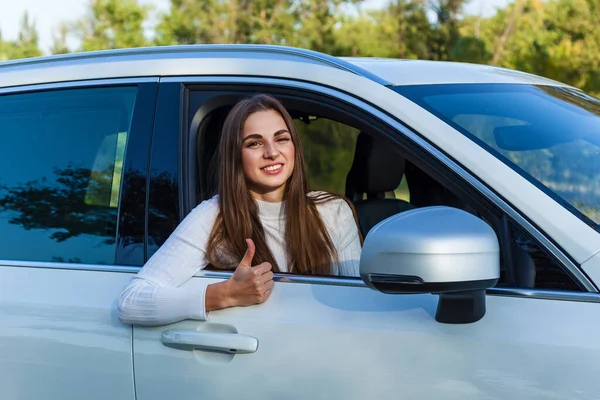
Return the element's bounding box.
[263,141,280,159]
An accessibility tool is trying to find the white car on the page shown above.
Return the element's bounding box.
[0,45,599,400]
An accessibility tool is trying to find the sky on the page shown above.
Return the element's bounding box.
[0,0,511,54]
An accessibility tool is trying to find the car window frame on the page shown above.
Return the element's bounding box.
[0,77,159,272]
[164,76,599,301]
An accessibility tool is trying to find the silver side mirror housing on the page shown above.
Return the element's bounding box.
[360,207,500,324]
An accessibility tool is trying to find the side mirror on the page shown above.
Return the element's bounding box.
[360,207,500,324]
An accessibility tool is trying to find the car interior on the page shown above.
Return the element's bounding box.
[187,91,581,291]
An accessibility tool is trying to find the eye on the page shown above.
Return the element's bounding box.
[277,137,291,143]
[246,141,261,148]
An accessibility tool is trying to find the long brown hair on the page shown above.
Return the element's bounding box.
[206,94,350,275]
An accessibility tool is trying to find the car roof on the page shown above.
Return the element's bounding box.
[0,44,567,90]
[342,57,567,87]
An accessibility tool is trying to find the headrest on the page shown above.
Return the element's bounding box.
[345,132,406,200]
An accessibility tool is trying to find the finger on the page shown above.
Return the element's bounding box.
[259,271,274,284]
[264,279,275,292]
[253,262,272,275]
[263,288,273,300]
[239,238,255,267]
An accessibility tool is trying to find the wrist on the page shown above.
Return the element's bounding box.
[205,280,235,311]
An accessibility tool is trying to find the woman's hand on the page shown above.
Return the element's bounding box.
[226,238,275,306]
[205,238,274,312]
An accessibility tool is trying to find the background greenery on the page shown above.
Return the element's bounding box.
[2,0,600,96]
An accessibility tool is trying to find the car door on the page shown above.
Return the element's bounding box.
[131,79,600,400]
[0,80,157,400]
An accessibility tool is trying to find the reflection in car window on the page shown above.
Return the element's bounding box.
[0,86,137,264]
[395,84,600,230]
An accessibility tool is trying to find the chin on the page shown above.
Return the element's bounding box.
[258,182,287,193]
[250,178,289,195]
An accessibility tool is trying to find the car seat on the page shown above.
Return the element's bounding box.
[345,132,415,237]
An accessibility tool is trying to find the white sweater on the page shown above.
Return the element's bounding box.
[117,194,362,326]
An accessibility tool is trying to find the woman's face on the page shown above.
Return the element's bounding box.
[241,109,295,202]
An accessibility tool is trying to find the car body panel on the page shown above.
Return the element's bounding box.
[0,45,387,89]
[0,265,135,400]
[342,58,569,87]
[0,45,571,90]
[133,275,600,400]
[582,252,600,287]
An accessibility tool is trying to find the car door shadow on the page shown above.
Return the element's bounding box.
[309,284,438,319]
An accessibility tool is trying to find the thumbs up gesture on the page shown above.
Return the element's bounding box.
[225,238,274,307]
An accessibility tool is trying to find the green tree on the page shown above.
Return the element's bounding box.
[467,0,600,95]
[429,0,468,60]
[0,32,10,61]
[0,13,42,61]
[450,36,491,63]
[155,0,293,45]
[64,0,149,52]
[50,24,71,55]
[335,0,432,58]
[335,0,468,60]
[155,0,363,51]
[15,12,42,59]
[293,0,364,54]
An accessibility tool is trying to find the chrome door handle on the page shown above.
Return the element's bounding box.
[161,330,258,354]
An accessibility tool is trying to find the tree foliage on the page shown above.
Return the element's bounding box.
[0,13,42,61]
[53,0,149,53]
[1,0,599,95]
[0,165,118,244]
[154,0,361,53]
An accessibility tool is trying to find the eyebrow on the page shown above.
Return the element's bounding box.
[242,129,290,142]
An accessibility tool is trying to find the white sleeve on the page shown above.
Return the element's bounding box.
[329,199,362,277]
[117,198,219,326]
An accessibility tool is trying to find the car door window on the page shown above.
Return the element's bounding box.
[294,111,582,290]
[321,117,578,290]
[187,86,583,289]
[295,117,360,195]
[0,86,137,265]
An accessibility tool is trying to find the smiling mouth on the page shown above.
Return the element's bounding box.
[261,164,283,172]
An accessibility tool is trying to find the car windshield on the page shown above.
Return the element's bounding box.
[393,84,600,231]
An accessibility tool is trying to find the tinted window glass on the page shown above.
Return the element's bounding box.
[510,222,581,291]
[0,86,137,264]
[395,84,600,231]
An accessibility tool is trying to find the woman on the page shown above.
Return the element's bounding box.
[117,94,362,326]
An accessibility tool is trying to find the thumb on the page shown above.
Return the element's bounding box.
[239,238,255,268]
